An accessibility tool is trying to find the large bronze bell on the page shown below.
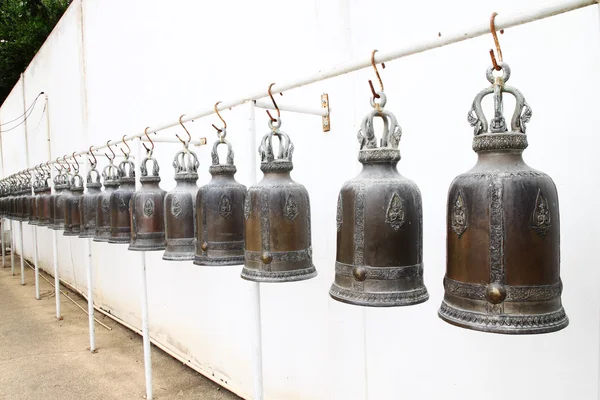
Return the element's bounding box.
[129,155,166,251]
[330,92,429,307]
[64,174,83,236]
[109,157,135,244]
[79,162,102,238]
[163,149,199,261]
[30,176,42,225]
[94,161,119,242]
[241,119,316,282]
[438,63,568,334]
[194,138,246,266]
[37,173,52,226]
[51,172,70,230]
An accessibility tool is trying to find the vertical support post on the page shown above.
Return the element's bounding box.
[52,230,61,320]
[248,101,264,400]
[86,238,95,352]
[33,225,39,299]
[1,217,5,267]
[362,308,369,400]
[140,251,153,400]
[19,221,24,285]
[10,220,15,275]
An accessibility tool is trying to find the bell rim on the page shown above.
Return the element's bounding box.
[162,252,195,261]
[193,255,244,266]
[438,301,569,335]
[329,283,429,307]
[240,265,317,283]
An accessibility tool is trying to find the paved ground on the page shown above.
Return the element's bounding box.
[0,253,241,400]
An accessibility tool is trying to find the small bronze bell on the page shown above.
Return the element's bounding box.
[163,149,199,261]
[438,63,568,334]
[30,177,43,225]
[64,174,83,236]
[79,162,102,238]
[129,155,166,251]
[109,156,135,244]
[194,137,246,266]
[330,91,429,307]
[241,119,316,282]
[51,172,70,230]
[37,174,52,226]
[94,161,119,242]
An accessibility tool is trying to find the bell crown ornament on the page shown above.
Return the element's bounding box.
[258,119,294,173]
[438,62,568,334]
[173,148,199,180]
[194,134,247,266]
[330,88,428,307]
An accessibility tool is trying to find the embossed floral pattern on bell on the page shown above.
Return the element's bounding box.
[439,63,568,334]
[194,137,246,266]
[129,156,166,251]
[241,118,316,282]
[164,149,199,261]
[330,90,428,307]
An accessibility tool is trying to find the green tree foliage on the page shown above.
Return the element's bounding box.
[0,0,69,103]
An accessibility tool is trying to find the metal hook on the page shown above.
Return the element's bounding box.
[212,101,227,133]
[62,155,71,172]
[120,135,131,157]
[55,157,64,173]
[489,12,504,71]
[105,140,116,162]
[71,151,80,172]
[266,82,283,122]
[143,127,155,154]
[369,49,386,99]
[176,116,191,146]
[88,145,97,167]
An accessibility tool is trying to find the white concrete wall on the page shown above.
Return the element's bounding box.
[1,0,599,399]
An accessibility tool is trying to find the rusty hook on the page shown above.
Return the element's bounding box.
[489,12,504,71]
[266,83,283,122]
[119,135,131,157]
[71,151,80,172]
[88,145,97,167]
[62,155,71,172]
[105,140,116,162]
[369,49,386,99]
[55,157,64,173]
[176,117,191,147]
[143,127,156,154]
[212,101,228,133]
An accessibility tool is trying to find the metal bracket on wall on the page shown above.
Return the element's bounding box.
[321,93,330,132]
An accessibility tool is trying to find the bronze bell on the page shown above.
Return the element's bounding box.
[330,91,429,307]
[37,174,52,226]
[109,157,135,244]
[94,161,120,242]
[46,176,57,229]
[129,155,166,251]
[438,63,568,334]
[30,176,43,225]
[163,149,199,261]
[79,163,102,238]
[51,172,70,230]
[241,119,316,282]
[194,138,246,266]
[64,174,84,236]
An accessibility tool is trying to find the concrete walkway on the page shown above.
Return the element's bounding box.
[0,254,241,400]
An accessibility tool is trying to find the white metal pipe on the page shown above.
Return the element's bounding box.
[33,226,40,299]
[52,230,61,319]
[254,99,328,117]
[1,217,5,267]
[247,101,264,400]
[86,238,95,352]
[140,251,153,400]
[18,0,596,172]
[19,221,24,285]
[140,137,206,145]
[10,220,14,275]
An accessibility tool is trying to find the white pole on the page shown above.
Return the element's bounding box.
[247,101,264,400]
[19,221,24,285]
[86,237,95,352]
[140,251,153,400]
[52,230,61,320]
[10,220,14,275]
[33,226,39,299]
[1,217,5,267]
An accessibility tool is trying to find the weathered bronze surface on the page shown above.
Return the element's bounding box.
[51,173,70,230]
[64,174,83,236]
[163,149,199,261]
[94,162,119,242]
[79,164,102,238]
[37,180,52,226]
[194,139,246,266]
[438,63,568,334]
[330,92,429,307]
[29,178,39,225]
[241,121,316,282]
[129,156,166,251]
[109,157,135,244]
